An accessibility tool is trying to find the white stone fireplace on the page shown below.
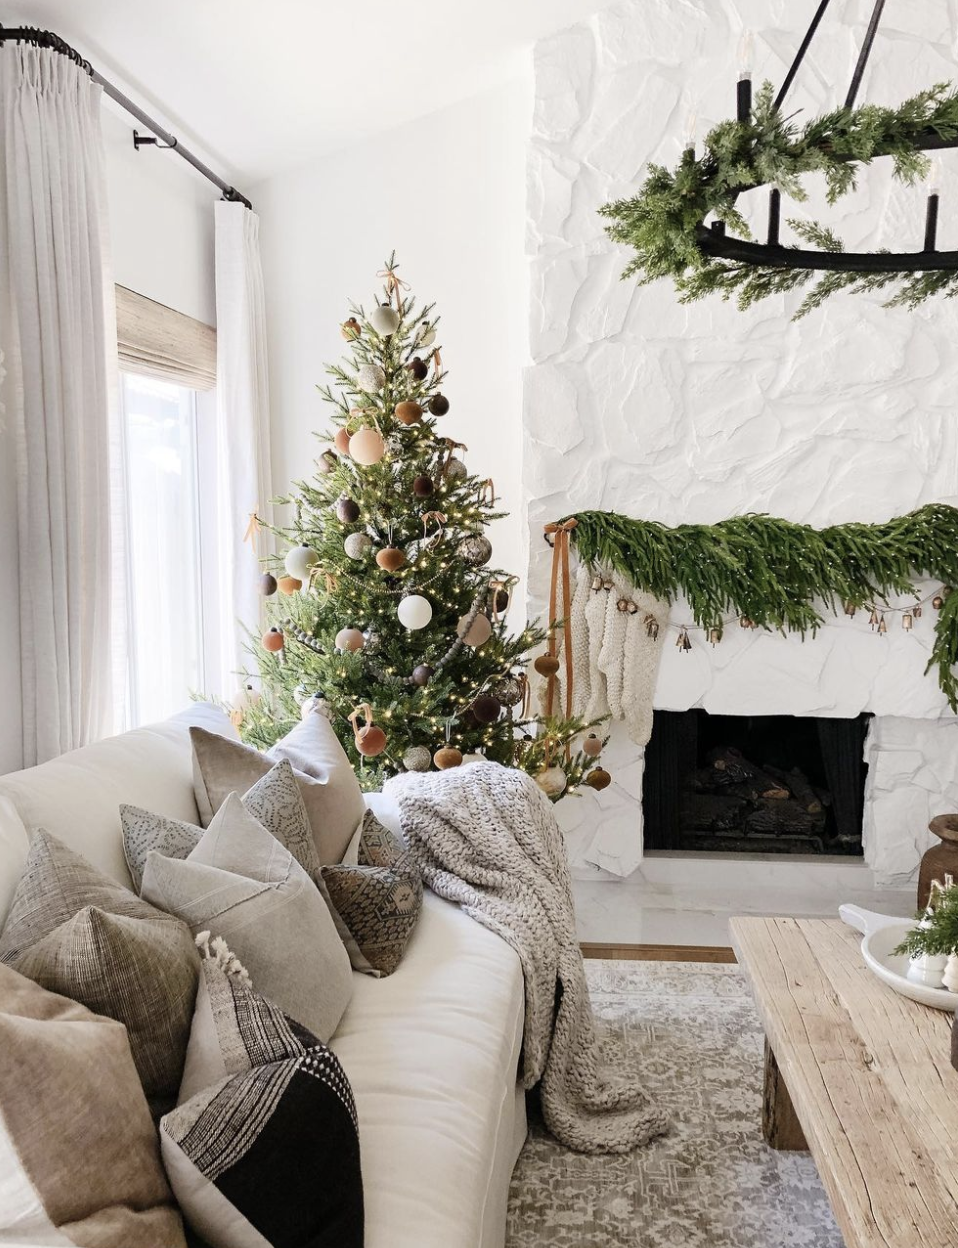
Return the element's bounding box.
[524,0,958,894]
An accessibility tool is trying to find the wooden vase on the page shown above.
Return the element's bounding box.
[918,814,958,910]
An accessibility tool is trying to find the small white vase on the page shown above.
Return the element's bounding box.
[943,951,958,994]
[907,951,949,988]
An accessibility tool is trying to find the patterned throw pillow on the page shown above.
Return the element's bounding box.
[161,939,363,1248]
[0,963,187,1248]
[0,831,199,1116]
[322,810,423,977]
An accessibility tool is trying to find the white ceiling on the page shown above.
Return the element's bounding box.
[5,0,619,187]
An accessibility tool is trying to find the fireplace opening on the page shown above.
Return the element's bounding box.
[642,710,871,855]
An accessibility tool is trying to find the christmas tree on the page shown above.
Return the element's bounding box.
[234,256,606,798]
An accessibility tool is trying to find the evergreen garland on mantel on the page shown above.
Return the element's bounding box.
[564,504,958,711]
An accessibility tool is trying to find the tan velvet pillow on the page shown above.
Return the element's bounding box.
[190,713,365,864]
[0,963,186,1248]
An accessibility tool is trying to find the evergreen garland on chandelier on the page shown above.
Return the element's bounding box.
[600,81,958,318]
[564,503,958,710]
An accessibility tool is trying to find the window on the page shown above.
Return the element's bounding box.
[120,373,206,724]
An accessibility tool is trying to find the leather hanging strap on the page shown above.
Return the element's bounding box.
[542,518,578,726]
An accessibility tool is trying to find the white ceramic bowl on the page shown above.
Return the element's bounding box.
[839,904,958,1013]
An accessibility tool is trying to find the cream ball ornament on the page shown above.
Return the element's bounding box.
[369,303,401,335]
[357,363,386,393]
[284,544,319,581]
[349,427,385,466]
[335,627,366,652]
[457,612,492,647]
[398,594,433,631]
[536,766,568,798]
[233,683,261,711]
[403,746,432,773]
[301,692,331,720]
[416,324,436,347]
[344,532,372,560]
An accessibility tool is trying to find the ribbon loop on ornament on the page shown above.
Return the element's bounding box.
[243,512,262,549]
[480,479,496,507]
[442,438,468,472]
[422,511,447,549]
[431,348,442,374]
[376,265,410,309]
[324,573,339,593]
[347,703,375,734]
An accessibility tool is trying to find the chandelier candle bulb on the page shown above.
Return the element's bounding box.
[767,188,781,248]
[924,186,940,253]
[736,31,753,121]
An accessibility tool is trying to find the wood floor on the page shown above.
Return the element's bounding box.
[580,941,737,963]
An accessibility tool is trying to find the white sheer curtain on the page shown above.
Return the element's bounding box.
[214,201,273,698]
[0,45,126,768]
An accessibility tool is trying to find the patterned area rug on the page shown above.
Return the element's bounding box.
[506,959,843,1248]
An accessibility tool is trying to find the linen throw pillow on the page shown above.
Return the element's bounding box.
[161,938,363,1248]
[141,794,353,1042]
[0,830,199,1115]
[190,712,365,863]
[322,810,423,977]
[0,963,187,1248]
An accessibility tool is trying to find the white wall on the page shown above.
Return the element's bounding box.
[0,95,216,775]
[254,78,531,598]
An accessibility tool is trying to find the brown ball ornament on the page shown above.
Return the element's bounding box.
[493,588,511,613]
[428,393,450,416]
[411,664,434,686]
[318,450,338,474]
[262,626,285,652]
[434,746,463,770]
[258,573,278,596]
[586,767,612,791]
[395,400,423,426]
[376,546,406,572]
[407,357,428,381]
[583,733,603,758]
[333,428,352,456]
[336,496,360,524]
[341,317,361,340]
[355,724,387,757]
[413,475,434,498]
[471,694,501,724]
[534,654,560,677]
[277,576,302,594]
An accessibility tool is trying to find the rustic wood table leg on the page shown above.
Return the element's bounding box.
[762,1039,808,1151]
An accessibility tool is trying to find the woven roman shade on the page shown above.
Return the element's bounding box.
[115,285,216,390]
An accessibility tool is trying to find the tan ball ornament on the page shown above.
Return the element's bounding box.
[536,766,568,797]
[349,427,385,466]
[583,733,603,758]
[334,428,352,456]
[277,575,302,594]
[534,653,560,677]
[458,612,492,648]
[376,546,406,572]
[335,627,366,652]
[434,746,463,770]
[262,627,285,652]
[586,768,612,792]
[349,704,387,758]
[395,400,423,426]
[341,317,361,340]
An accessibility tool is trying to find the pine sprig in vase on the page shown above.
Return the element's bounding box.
[234,255,605,796]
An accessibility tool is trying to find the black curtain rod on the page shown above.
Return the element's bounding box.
[0,23,252,210]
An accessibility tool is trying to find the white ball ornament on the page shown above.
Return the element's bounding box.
[357,363,386,393]
[536,766,568,797]
[349,427,385,466]
[462,753,485,765]
[234,683,261,710]
[344,532,372,560]
[335,627,366,652]
[457,612,492,647]
[398,594,433,631]
[403,746,432,773]
[369,303,401,336]
[284,544,319,581]
[301,692,331,720]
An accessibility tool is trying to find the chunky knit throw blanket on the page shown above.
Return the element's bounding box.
[383,761,669,1154]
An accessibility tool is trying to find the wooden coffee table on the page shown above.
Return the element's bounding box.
[730,916,958,1248]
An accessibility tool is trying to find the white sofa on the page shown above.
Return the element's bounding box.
[0,705,527,1248]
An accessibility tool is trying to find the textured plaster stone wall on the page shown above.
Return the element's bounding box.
[527,0,958,884]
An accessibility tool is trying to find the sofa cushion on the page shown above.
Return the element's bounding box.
[0,830,200,1115]
[328,890,526,1248]
[161,942,363,1248]
[0,963,187,1248]
[323,811,423,977]
[190,712,364,864]
[141,794,353,1042]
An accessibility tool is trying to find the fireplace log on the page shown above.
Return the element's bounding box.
[704,748,789,800]
[682,793,749,831]
[765,764,824,814]
[745,800,825,837]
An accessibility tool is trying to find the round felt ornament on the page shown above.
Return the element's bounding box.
[457,612,492,647]
[534,654,560,677]
[301,692,331,721]
[277,576,302,594]
[417,325,436,347]
[350,427,385,466]
[369,303,401,335]
[398,595,432,630]
[376,546,406,572]
[233,683,261,710]
[258,573,278,597]
[434,746,463,770]
[457,534,492,567]
[284,545,319,581]
[406,357,428,382]
[335,627,365,652]
[334,428,352,456]
[344,533,372,560]
[356,724,387,757]
[583,733,603,758]
[403,746,432,772]
[428,394,449,416]
[358,363,386,392]
[318,450,338,475]
[262,627,285,652]
[471,694,501,724]
[413,475,434,498]
[341,317,361,340]
[395,400,423,426]
[536,766,568,797]
[411,664,434,686]
[586,768,612,791]
[336,496,361,524]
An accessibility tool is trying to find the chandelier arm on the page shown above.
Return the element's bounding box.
[844,0,887,109]
[697,226,958,273]
[773,0,834,112]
